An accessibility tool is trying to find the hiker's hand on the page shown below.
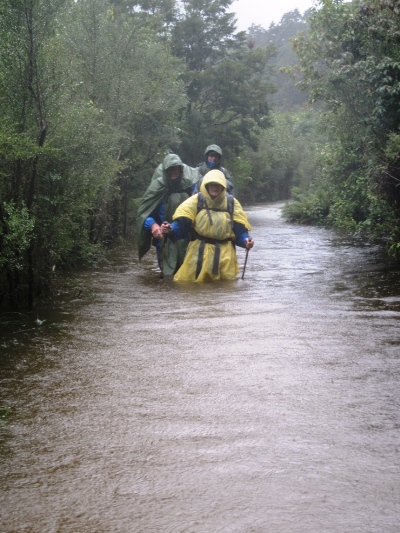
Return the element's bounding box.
[161,222,172,235]
[151,223,162,240]
[245,238,254,249]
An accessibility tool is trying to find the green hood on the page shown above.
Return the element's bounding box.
[150,153,184,183]
[205,144,222,157]
[163,153,183,171]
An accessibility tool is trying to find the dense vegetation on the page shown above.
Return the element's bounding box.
[281,0,400,257]
[0,0,276,308]
[1,0,399,309]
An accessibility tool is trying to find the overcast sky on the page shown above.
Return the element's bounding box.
[229,0,317,31]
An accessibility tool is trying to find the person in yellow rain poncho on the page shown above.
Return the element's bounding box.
[161,170,254,282]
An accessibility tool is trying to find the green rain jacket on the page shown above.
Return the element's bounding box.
[136,154,200,275]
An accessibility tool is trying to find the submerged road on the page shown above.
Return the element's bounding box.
[1,203,400,532]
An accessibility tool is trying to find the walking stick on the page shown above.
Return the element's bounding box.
[241,240,252,280]
[159,221,168,280]
[159,237,165,279]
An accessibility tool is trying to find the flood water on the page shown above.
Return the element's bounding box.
[1,203,400,533]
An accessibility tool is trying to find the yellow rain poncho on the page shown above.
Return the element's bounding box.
[172,170,251,282]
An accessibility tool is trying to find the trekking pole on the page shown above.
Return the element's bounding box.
[159,238,165,279]
[159,221,168,280]
[241,239,252,280]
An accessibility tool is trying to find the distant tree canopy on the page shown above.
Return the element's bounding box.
[169,0,276,165]
[246,9,311,109]
[233,9,316,205]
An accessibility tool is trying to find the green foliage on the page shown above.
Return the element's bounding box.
[0,406,11,419]
[283,0,400,255]
[61,0,188,183]
[0,0,190,308]
[240,109,324,203]
[0,202,35,271]
[226,156,252,195]
[170,0,240,70]
[170,0,276,164]
[282,186,332,224]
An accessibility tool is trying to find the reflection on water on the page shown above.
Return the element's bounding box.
[1,203,400,533]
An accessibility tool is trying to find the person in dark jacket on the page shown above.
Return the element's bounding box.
[136,154,200,276]
[194,144,234,195]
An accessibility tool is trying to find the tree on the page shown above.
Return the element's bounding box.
[169,0,276,166]
[0,0,188,308]
[284,0,400,252]
[240,110,323,203]
[247,10,311,109]
[0,0,70,307]
[61,0,188,224]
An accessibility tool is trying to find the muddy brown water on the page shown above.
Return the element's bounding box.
[1,203,400,533]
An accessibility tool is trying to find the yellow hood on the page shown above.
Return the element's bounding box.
[173,168,251,231]
[200,170,227,200]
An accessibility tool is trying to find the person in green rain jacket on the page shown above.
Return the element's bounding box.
[136,154,200,276]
